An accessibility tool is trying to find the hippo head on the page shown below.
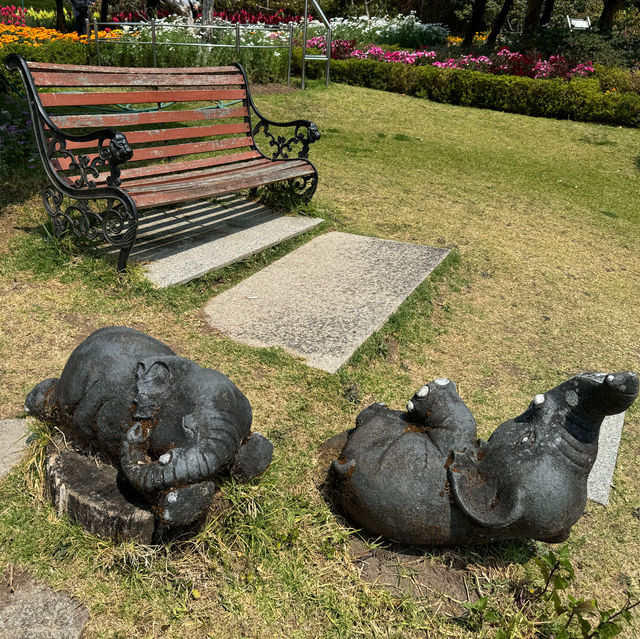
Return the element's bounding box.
[447,371,638,542]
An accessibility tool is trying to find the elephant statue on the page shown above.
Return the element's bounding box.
[331,371,638,546]
[25,326,273,526]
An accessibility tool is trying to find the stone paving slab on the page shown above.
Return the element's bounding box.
[0,419,29,480]
[204,232,449,373]
[127,196,322,288]
[0,569,88,639]
[587,412,626,506]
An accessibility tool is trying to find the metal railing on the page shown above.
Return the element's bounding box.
[89,19,296,86]
[301,0,331,89]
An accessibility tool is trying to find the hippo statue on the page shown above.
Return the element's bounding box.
[331,371,638,546]
[26,326,273,526]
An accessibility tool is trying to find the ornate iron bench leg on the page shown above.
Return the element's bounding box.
[291,170,318,204]
[41,187,138,272]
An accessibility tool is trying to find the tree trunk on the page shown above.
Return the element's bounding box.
[100,0,108,23]
[462,0,488,50]
[599,0,625,33]
[202,0,214,24]
[486,0,514,47]
[55,0,66,32]
[523,0,544,33]
[540,0,555,26]
[202,0,214,42]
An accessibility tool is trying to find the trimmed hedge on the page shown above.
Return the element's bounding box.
[300,55,640,128]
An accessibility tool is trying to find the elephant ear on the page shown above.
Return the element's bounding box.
[447,450,524,529]
[136,358,172,397]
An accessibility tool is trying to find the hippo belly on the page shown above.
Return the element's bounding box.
[334,411,471,545]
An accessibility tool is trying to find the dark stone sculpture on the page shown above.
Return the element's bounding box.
[26,327,273,527]
[331,372,638,546]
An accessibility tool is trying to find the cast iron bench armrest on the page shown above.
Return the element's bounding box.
[45,125,133,189]
[250,115,320,160]
[229,62,320,160]
[5,53,133,190]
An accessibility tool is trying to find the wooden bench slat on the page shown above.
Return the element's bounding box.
[62,122,250,150]
[132,162,315,209]
[27,62,239,74]
[54,136,254,169]
[49,107,248,129]
[40,89,246,107]
[32,72,245,87]
[120,157,274,188]
[115,150,263,181]
[128,160,311,194]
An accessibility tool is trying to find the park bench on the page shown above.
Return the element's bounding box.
[4,54,320,272]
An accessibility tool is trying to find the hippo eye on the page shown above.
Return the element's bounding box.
[520,430,536,445]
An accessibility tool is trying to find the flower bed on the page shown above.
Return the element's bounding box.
[0,23,121,47]
[1,4,25,26]
[111,7,306,25]
[307,37,594,81]
[307,13,448,49]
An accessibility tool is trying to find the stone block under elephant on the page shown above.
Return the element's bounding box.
[26,326,273,535]
[331,371,638,546]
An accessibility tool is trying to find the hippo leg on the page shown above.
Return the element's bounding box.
[406,378,476,436]
[70,390,111,443]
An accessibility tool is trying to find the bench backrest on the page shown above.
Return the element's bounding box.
[25,61,261,186]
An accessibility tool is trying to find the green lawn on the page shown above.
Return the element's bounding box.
[0,82,639,638]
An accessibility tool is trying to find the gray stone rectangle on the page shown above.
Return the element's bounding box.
[204,232,449,372]
[0,419,29,480]
[587,412,626,506]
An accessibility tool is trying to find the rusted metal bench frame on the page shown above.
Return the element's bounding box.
[5,54,320,272]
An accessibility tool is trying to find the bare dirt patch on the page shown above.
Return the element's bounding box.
[349,538,472,613]
[250,83,297,96]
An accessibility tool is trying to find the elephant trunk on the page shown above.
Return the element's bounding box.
[563,371,638,444]
[120,426,237,494]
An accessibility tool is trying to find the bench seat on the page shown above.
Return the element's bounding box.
[5,55,321,272]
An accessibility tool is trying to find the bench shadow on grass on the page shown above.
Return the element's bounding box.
[11,193,304,280]
[315,431,536,617]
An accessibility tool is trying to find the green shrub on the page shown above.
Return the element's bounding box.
[87,25,288,83]
[298,53,640,128]
[0,93,39,183]
[1,39,88,68]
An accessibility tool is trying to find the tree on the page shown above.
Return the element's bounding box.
[100,0,108,23]
[523,0,544,32]
[202,0,214,24]
[486,0,514,47]
[540,0,554,26]
[599,0,626,32]
[55,0,66,32]
[462,0,487,50]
